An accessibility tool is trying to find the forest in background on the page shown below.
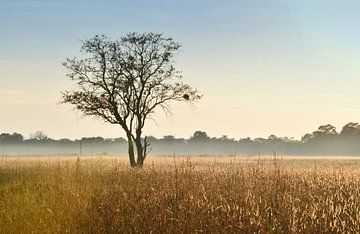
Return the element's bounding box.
[1,122,360,156]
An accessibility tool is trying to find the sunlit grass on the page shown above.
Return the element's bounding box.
[1,155,360,233]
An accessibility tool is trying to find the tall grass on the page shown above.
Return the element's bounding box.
[1,156,360,233]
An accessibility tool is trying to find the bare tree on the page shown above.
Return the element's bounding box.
[30,131,48,141]
[61,33,201,167]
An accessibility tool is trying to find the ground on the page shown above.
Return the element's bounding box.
[1,155,360,233]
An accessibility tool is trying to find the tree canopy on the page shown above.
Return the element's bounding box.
[61,32,201,167]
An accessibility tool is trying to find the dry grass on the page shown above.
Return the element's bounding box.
[1,155,360,233]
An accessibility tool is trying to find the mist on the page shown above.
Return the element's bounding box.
[1,122,360,156]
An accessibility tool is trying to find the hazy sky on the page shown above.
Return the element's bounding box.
[1,0,360,140]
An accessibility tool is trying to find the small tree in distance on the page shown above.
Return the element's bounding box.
[30,131,48,141]
[61,32,201,167]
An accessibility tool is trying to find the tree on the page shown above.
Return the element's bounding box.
[302,124,337,143]
[61,33,201,167]
[340,122,360,136]
[0,132,24,144]
[301,133,313,143]
[314,124,337,136]
[29,131,48,141]
[189,131,210,142]
[163,135,176,142]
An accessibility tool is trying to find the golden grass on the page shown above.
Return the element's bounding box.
[1,155,360,233]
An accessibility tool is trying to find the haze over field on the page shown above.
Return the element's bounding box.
[1,0,360,140]
[3,1,360,232]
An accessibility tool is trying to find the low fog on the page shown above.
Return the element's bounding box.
[1,122,360,156]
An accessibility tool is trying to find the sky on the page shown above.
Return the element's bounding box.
[1,0,360,140]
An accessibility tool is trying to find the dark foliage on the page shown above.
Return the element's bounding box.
[1,122,360,156]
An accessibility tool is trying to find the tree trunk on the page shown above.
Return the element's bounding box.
[135,138,144,167]
[127,134,136,167]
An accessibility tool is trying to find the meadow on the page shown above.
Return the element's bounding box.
[1,155,360,233]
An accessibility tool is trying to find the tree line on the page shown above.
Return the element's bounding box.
[1,122,360,156]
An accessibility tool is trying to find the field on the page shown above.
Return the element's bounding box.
[1,155,360,233]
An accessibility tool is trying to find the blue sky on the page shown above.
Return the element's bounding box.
[1,0,359,139]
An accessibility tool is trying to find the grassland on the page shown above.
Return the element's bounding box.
[1,155,360,233]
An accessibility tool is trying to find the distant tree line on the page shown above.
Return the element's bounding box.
[1,122,360,156]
